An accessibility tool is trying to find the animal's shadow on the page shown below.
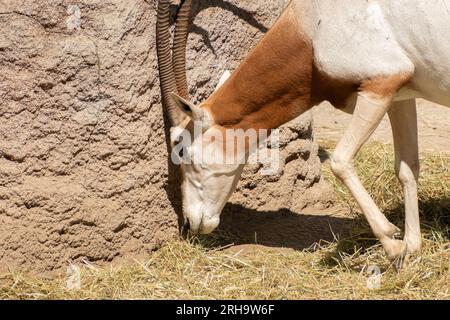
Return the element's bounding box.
[168,0,269,54]
[201,196,449,257]
[211,203,358,250]
[323,197,449,268]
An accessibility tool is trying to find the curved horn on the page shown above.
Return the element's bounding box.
[172,0,192,99]
[156,0,183,125]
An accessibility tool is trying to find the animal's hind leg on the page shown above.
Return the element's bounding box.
[331,89,407,266]
[388,99,421,254]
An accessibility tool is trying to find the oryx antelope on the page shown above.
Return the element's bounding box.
[156,0,450,267]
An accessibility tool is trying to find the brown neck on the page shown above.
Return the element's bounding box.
[203,6,314,131]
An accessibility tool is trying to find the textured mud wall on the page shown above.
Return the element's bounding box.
[0,0,325,272]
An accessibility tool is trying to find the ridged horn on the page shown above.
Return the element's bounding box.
[172,0,192,100]
[156,0,183,126]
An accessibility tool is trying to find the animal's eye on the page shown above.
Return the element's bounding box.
[174,136,182,144]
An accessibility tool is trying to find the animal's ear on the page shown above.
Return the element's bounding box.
[169,92,211,127]
[215,70,231,91]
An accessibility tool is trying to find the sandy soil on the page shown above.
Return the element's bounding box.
[312,100,450,152]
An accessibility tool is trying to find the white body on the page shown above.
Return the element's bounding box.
[297,0,450,106]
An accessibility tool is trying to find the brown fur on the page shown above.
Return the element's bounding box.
[311,67,358,108]
[311,70,412,108]
[203,6,313,131]
[360,73,412,97]
[202,6,412,134]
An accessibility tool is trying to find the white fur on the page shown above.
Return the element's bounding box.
[311,1,414,82]
[215,70,231,91]
[294,0,450,106]
[181,126,245,234]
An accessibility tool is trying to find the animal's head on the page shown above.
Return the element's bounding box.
[168,73,247,234]
[156,1,246,234]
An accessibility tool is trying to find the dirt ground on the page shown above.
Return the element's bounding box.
[312,99,450,153]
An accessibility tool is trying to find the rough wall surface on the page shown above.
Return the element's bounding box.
[0,0,326,272]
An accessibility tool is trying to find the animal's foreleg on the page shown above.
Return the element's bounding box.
[331,93,407,266]
[388,99,421,255]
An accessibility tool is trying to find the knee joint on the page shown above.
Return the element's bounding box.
[331,154,352,179]
[395,160,420,184]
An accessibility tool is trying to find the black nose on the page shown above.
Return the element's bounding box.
[181,218,190,238]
